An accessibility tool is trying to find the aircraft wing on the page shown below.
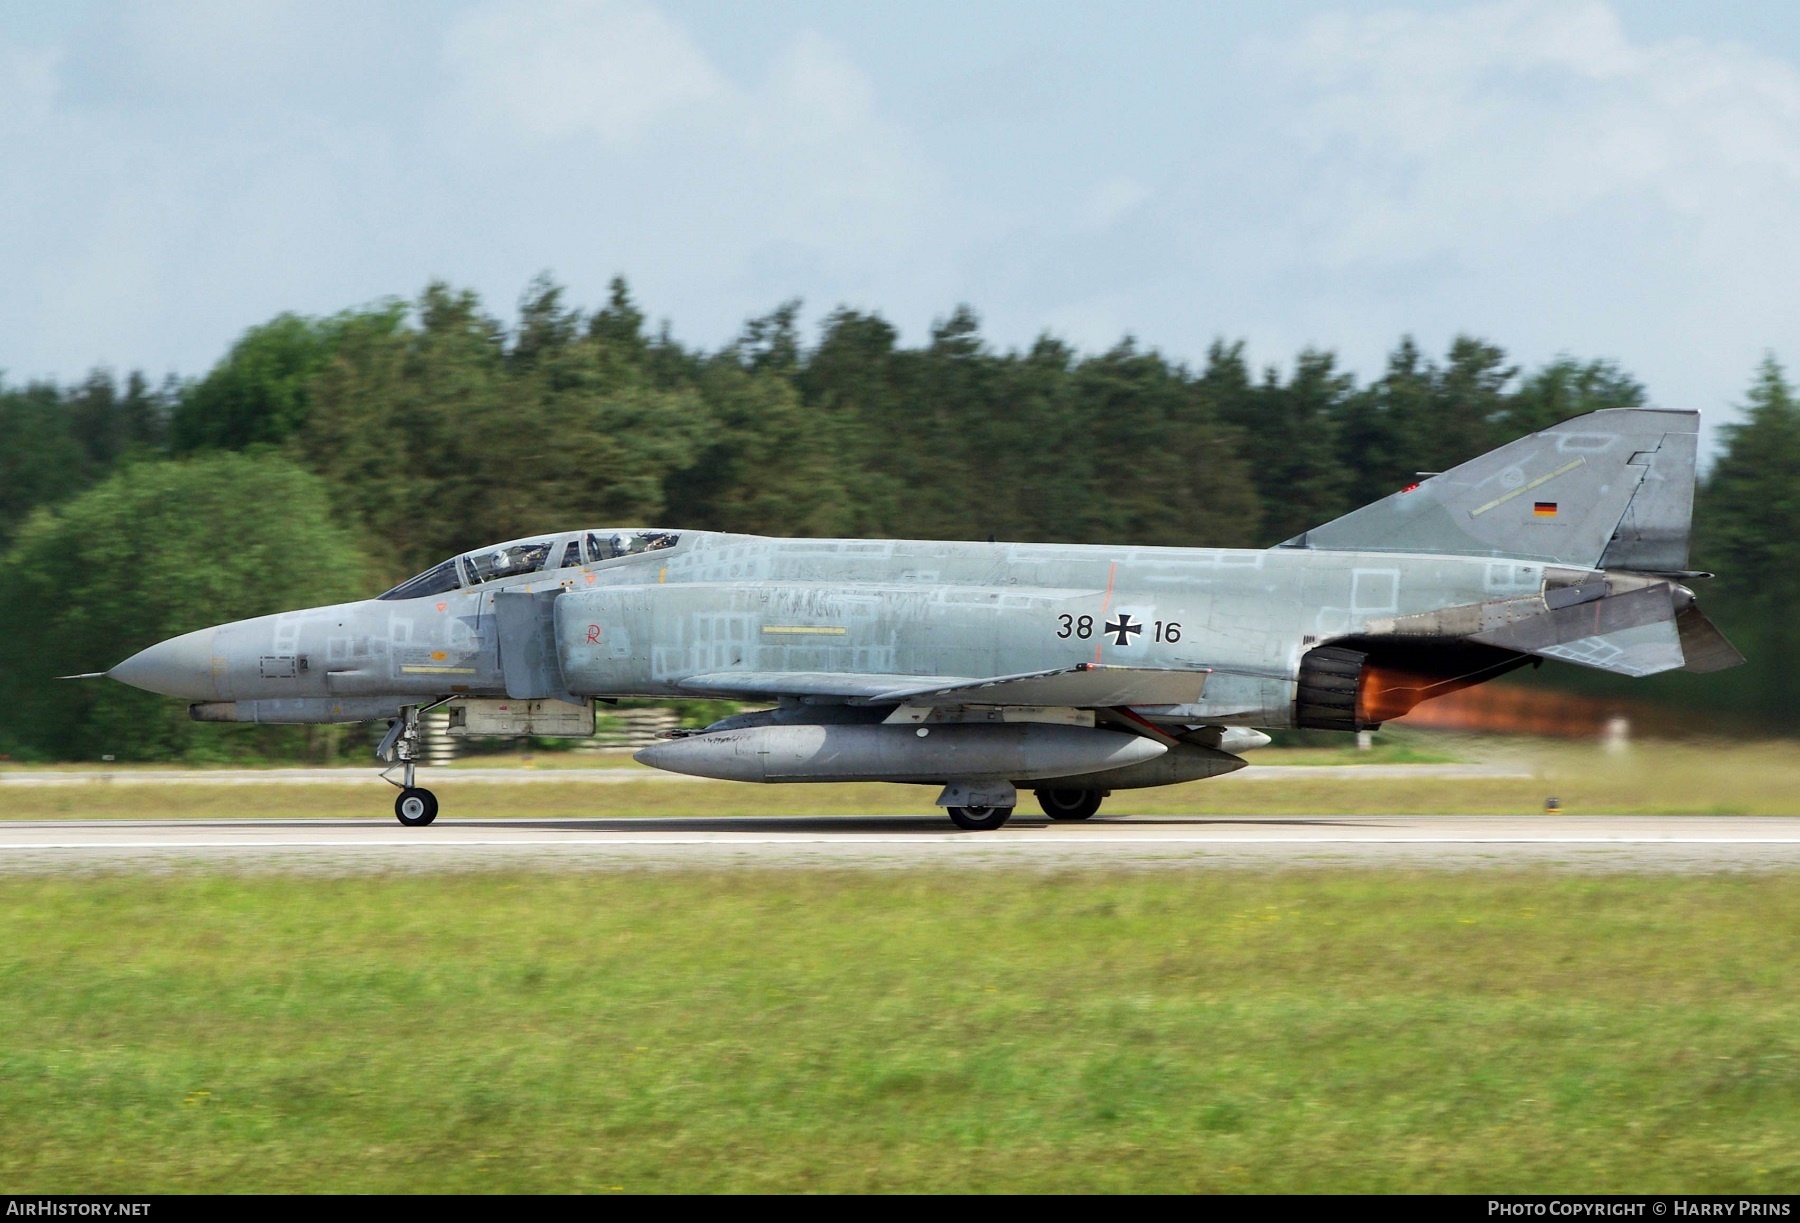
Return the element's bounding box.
[675,672,981,701]
[677,664,1211,708]
[868,664,1212,707]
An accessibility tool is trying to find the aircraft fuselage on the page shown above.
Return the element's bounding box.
[115,530,1582,729]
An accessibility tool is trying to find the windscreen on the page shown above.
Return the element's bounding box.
[378,557,464,601]
[586,530,680,561]
[465,540,554,584]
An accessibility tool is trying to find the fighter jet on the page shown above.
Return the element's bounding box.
[103,407,1740,829]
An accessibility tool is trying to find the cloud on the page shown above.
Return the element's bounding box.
[1160,0,1800,434]
[1081,177,1151,230]
[1264,0,1800,271]
[444,0,722,145]
[0,38,57,131]
[0,1,945,380]
[744,32,937,250]
[437,7,942,308]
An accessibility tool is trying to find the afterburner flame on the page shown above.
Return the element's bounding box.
[1358,664,1492,725]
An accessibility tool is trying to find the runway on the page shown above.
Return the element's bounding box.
[3,814,1799,871]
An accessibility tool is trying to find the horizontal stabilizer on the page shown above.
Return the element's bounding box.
[1675,606,1746,673]
[1469,583,1686,677]
[1368,580,1745,678]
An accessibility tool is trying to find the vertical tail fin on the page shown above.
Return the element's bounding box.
[1282,408,1698,571]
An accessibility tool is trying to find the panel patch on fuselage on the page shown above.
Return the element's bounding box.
[1351,569,1400,615]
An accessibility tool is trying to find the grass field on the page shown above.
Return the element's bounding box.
[3,738,1797,820]
[0,869,1794,1193]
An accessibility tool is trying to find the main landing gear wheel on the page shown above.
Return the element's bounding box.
[395,787,438,827]
[947,805,1012,831]
[1036,788,1103,821]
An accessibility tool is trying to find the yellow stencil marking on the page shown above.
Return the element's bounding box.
[401,665,477,675]
[762,626,848,635]
[1469,457,1586,518]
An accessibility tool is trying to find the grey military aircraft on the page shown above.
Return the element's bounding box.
[101,407,1740,829]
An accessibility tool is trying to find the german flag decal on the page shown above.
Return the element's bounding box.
[1533,501,1559,517]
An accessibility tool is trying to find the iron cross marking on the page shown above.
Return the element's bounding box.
[1104,613,1143,647]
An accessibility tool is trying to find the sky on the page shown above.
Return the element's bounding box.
[3,0,1799,452]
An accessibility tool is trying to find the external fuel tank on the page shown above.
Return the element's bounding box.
[634,722,1167,784]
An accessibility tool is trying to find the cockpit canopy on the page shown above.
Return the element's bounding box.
[378,529,681,601]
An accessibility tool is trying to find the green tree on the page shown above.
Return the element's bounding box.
[1071,341,1263,547]
[0,379,91,548]
[1338,336,1429,507]
[66,369,169,467]
[0,454,373,761]
[299,281,709,577]
[511,274,581,370]
[734,300,804,375]
[858,305,997,539]
[1433,335,1517,461]
[1690,356,1800,721]
[588,276,648,355]
[1501,357,1645,435]
[667,359,857,537]
[1211,347,1351,543]
[665,300,858,535]
[787,304,997,540]
[795,308,911,535]
[976,336,1093,543]
[1339,336,1516,508]
[170,307,404,452]
[0,369,170,551]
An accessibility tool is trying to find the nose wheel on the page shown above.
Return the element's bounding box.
[395,787,438,826]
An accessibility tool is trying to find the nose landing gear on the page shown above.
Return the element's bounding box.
[378,705,438,826]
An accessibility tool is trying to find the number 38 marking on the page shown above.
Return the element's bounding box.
[1056,614,1094,640]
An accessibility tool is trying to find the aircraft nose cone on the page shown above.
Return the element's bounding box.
[109,628,221,700]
